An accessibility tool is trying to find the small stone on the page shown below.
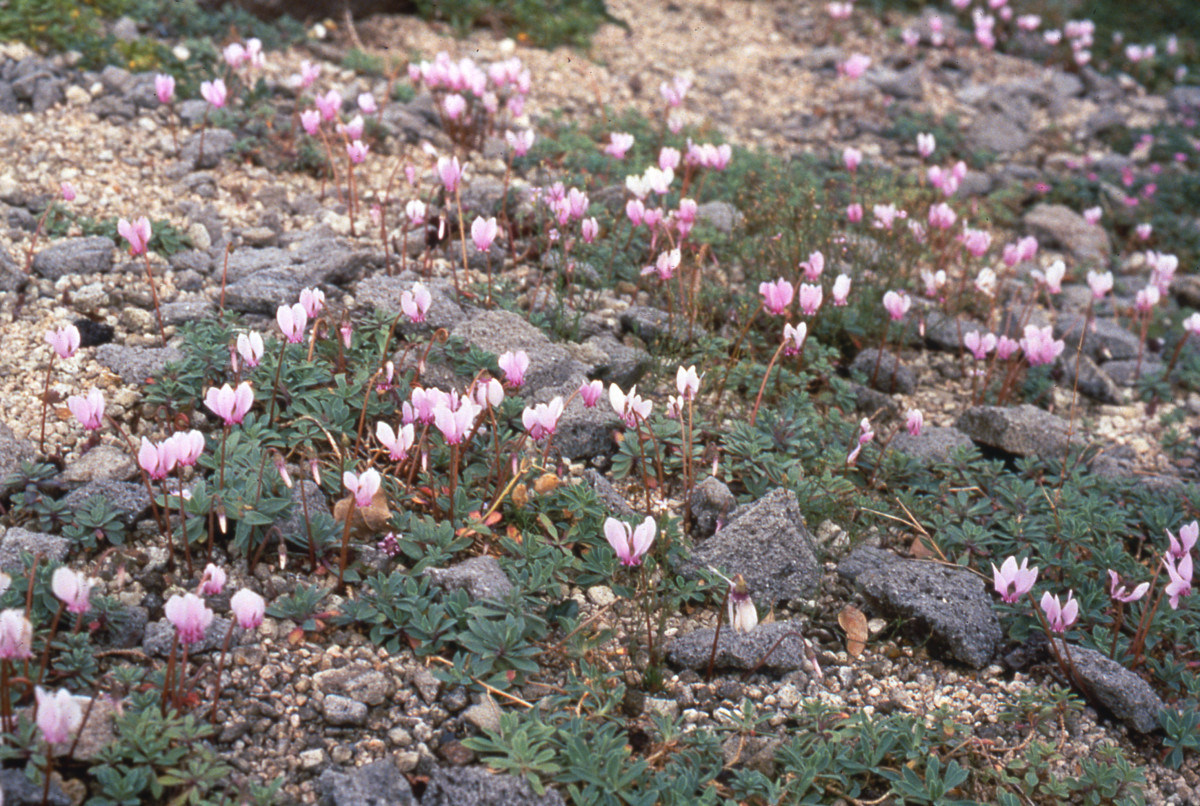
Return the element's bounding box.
[0,527,70,573]
[586,586,616,606]
[299,748,326,769]
[410,667,441,703]
[322,694,368,726]
[462,698,502,733]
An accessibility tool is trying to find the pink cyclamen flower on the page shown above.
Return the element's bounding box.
[298,60,320,88]
[846,203,863,223]
[498,350,530,388]
[223,42,246,68]
[277,303,308,344]
[35,687,82,746]
[299,288,325,319]
[846,418,874,466]
[1019,324,1065,367]
[199,564,226,596]
[799,251,825,281]
[928,202,957,230]
[579,379,604,408]
[0,610,32,660]
[1136,222,1153,241]
[604,516,656,566]
[165,592,214,646]
[376,421,415,462]
[917,132,935,158]
[343,468,382,508]
[204,381,254,426]
[523,397,564,440]
[676,365,700,401]
[61,181,76,202]
[339,115,365,141]
[1165,553,1194,610]
[67,387,105,431]
[1040,590,1078,632]
[798,283,823,316]
[991,556,1038,603]
[506,129,535,156]
[117,216,152,256]
[437,156,462,193]
[1108,570,1149,603]
[605,132,635,159]
[347,140,370,164]
[581,217,599,244]
[963,330,996,361]
[995,335,1020,361]
[609,384,652,427]
[357,92,377,114]
[315,90,342,121]
[237,332,264,368]
[642,248,681,281]
[155,73,175,104]
[1135,285,1160,312]
[842,147,862,173]
[659,74,690,107]
[1087,270,1113,299]
[51,567,91,614]
[1168,521,1199,559]
[783,323,807,356]
[300,109,321,136]
[170,429,205,467]
[46,324,80,359]
[200,78,227,108]
[433,397,482,445]
[832,274,851,306]
[961,227,992,257]
[443,93,467,120]
[1185,313,1200,337]
[230,589,265,630]
[406,199,427,225]
[659,147,681,171]
[873,204,902,230]
[906,408,923,437]
[471,216,499,252]
[839,53,871,78]
[1031,260,1065,294]
[1083,206,1102,226]
[882,290,910,321]
[138,437,177,480]
[759,278,794,316]
[401,283,432,323]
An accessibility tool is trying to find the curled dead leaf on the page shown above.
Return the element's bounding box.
[839,605,868,657]
[534,473,560,494]
[332,489,392,535]
[512,483,529,509]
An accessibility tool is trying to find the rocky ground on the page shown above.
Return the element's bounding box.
[1,0,1200,804]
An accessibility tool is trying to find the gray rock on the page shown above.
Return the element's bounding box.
[31,77,63,113]
[318,759,416,806]
[274,480,331,547]
[0,81,18,114]
[849,348,915,395]
[689,476,737,538]
[1068,644,1165,734]
[161,300,217,326]
[575,334,651,388]
[620,305,695,344]
[97,65,133,94]
[31,236,115,279]
[1101,358,1163,387]
[0,527,70,572]
[111,16,139,41]
[955,404,1079,457]
[0,246,22,292]
[891,426,975,465]
[1057,352,1121,403]
[1055,314,1139,362]
[1167,86,1200,114]
[95,344,183,385]
[421,764,566,806]
[180,129,237,170]
[425,556,513,601]
[62,480,151,526]
[410,667,441,704]
[356,274,466,333]
[838,546,1001,669]
[667,620,817,674]
[0,420,36,487]
[58,445,137,484]
[582,468,638,520]
[868,66,923,99]
[322,694,368,726]
[451,310,587,394]
[681,489,819,606]
[143,615,232,656]
[696,201,743,234]
[224,246,289,282]
[462,699,502,734]
[850,382,900,421]
[176,98,208,126]
[168,249,213,275]
[548,390,620,461]
[0,767,70,806]
[1085,107,1126,138]
[222,268,306,315]
[1023,204,1111,267]
[966,113,1030,154]
[313,665,392,706]
[223,240,372,314]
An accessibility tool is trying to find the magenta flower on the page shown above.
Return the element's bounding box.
[277,303,308,344]
[579,379,604,408]
[299,287,325,319]
[839,53,871,78]
[799,250,825,281]
[61,181,76,202]
[315,90,341,121]
[1108,570,1149,603]
[906,408,923,437]
[138,437,177,481]
[0,610,32,660]
[842,146,862,173]
[200,78,227,108]
[170,429,205,467]
[376,421,415,461]
[165,592,214,646]
[991,556,1038,603]
[237,331,264,368]
[498,350,530,388]
[1168,521,1199,559]
[832,274,851,306]
[846,203,863,223]
[401,283,432,323]
[35,687,83,746]
[882,290,911,321]
[471,216,499,252]
[1040,590,1078,632]
[1165,553,1193,610]
[155,73,175,105]
[204,381,254,426]
[522,397,564,440]
[52,567,91,614]
[1019,325,1064,367]
[437,156,462,193]
[782,322,807,356]
[230,589,265,630]
[346,140,370,164]
[117,216,152,256]
[343,468,382,508]
[45,324,81,359]
[66,388,104,431]
[604,516,656,566]
[798,283,823,316]
[759,278,794,316]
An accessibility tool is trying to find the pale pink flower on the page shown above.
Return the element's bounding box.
[200,78,227,108]
[52,567,91,614]
[839,53,871,79]
[401,283,432,323]
[906,408,923,437]
[846,203,863,223]
[300,109,321,136]
[961,227,992,257]
[376,421,415,462]
[346,140,369,164]
[842,146,862,173]
[579,380,604,408]
[343,468,382,508]
[60,181,76,202]
[204,381,254,426]
[1087,270,1113,299]
[659,74,690,107]
[138,437,177,480]
[35,687,82,746]
[798,283,823,316]
[604,516,656,566]
[298,60,320,89]
[170,430,205,467]
[0,610,32,660]
[299,288,325,319]
[1017,14,1041,30]
[832,274,851,306]
[523,397,564,440]
[155,73,175,104]
[759,278,794,316]
[783,322,807,356]
[1031,260,1065,294]
[357,92,377,115]
[118,216,152,255]
[916,132,935,158]
[1040,590,1078,632]
[46,324,80,359]
[609,384,652,427]
[1185,314,1200,337]
[827,2,853,19]
[676,365,700,401]
[992,556,1038,603]
[199,564,226,596]
[659,147,681,171]
[581,217,599,244]
[642,248,681,281]
[846,417,874,466]
[498,350,530,388]
[799,251,825,281]
[471,216,499,252]
[995,335,1020,360]
[433,397,481,445]
[506,129,535,156]
[223,42,246,68]
[237,332,264,368]
[1168,521,1199,559]
[473,378,504,409]
[882,290,910,321]
[437,156,462,193]
[1135,285,1161,312]
[873,204,902,230]
[921,269,946,298]
[963,330,996,361]
[406,199,427,225]
[605,132,634,159]
[975,267,997,297]
[443,93,467,120]
[928,202,957,230]
[230,589,265,629]
[1165,553,1194,610]
[1083,206,1102,226]
[67,388,105,431]
[1020,325,1064,367]
[276,303,308,344]
[315,90,342,122]
[165,592,214,646]
[1136,222,1153,241]
[1108,570,1149,603]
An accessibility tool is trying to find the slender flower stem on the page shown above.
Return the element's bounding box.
[142,252,167,347]
[750,341,788,427]
[209,620,238,723]
[714,302,763,408]
[34,601,64,687]
[452,185,467,298]
[267,341,288,427]
[37,355,56,455]
[336,498,355,593]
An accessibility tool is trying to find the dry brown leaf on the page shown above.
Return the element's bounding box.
[332,490,392,535]
[512,483,529,509]
[839,605,868,657]
[909,535,937,559]
[534,473,560,494]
